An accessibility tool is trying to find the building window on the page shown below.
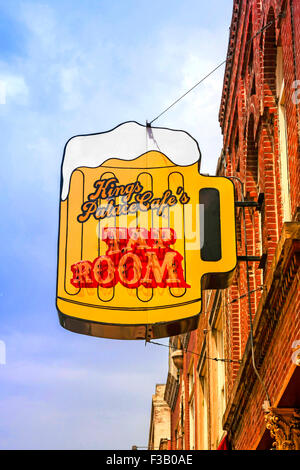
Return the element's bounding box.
[246,116,263,289]
[197,364,209,449]
[188,366,195,450]
[214,325,226,432]
[276,46,291,222]
[174,428,179,451]
[180,384,185,450]
[211,316,226,447]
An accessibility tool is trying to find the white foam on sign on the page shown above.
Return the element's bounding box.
[61,121,201,200]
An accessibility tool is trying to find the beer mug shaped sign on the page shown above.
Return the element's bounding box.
[56,122,236,340]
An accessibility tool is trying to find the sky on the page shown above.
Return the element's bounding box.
[0,0,233,449]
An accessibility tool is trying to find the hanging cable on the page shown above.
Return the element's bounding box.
[202,286,264,334]
[149,340,242,364]
[205,285,264,318]
[149,60,226,125]
[148,285,265,362]
[148,15,279,125]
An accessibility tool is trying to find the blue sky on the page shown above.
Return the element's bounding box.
[0,0,232,449]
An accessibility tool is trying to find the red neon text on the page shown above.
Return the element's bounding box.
[70,228,190,289]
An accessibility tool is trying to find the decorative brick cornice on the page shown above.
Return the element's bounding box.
[219,0,241,128]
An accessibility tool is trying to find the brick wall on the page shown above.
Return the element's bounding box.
[218,0,300,449]
[165,0,299,451]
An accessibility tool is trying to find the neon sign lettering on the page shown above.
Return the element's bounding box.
[77,178,190,222]
[70,228,190,289]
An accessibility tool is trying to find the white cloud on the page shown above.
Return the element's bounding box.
[0,74,29,104]
[148,28,226,174]
[59,66,82,110]
[19,3,57,50]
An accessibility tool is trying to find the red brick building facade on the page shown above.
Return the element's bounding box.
[152,0,300,450]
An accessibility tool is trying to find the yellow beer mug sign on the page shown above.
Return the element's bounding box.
[56,122,236,340]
